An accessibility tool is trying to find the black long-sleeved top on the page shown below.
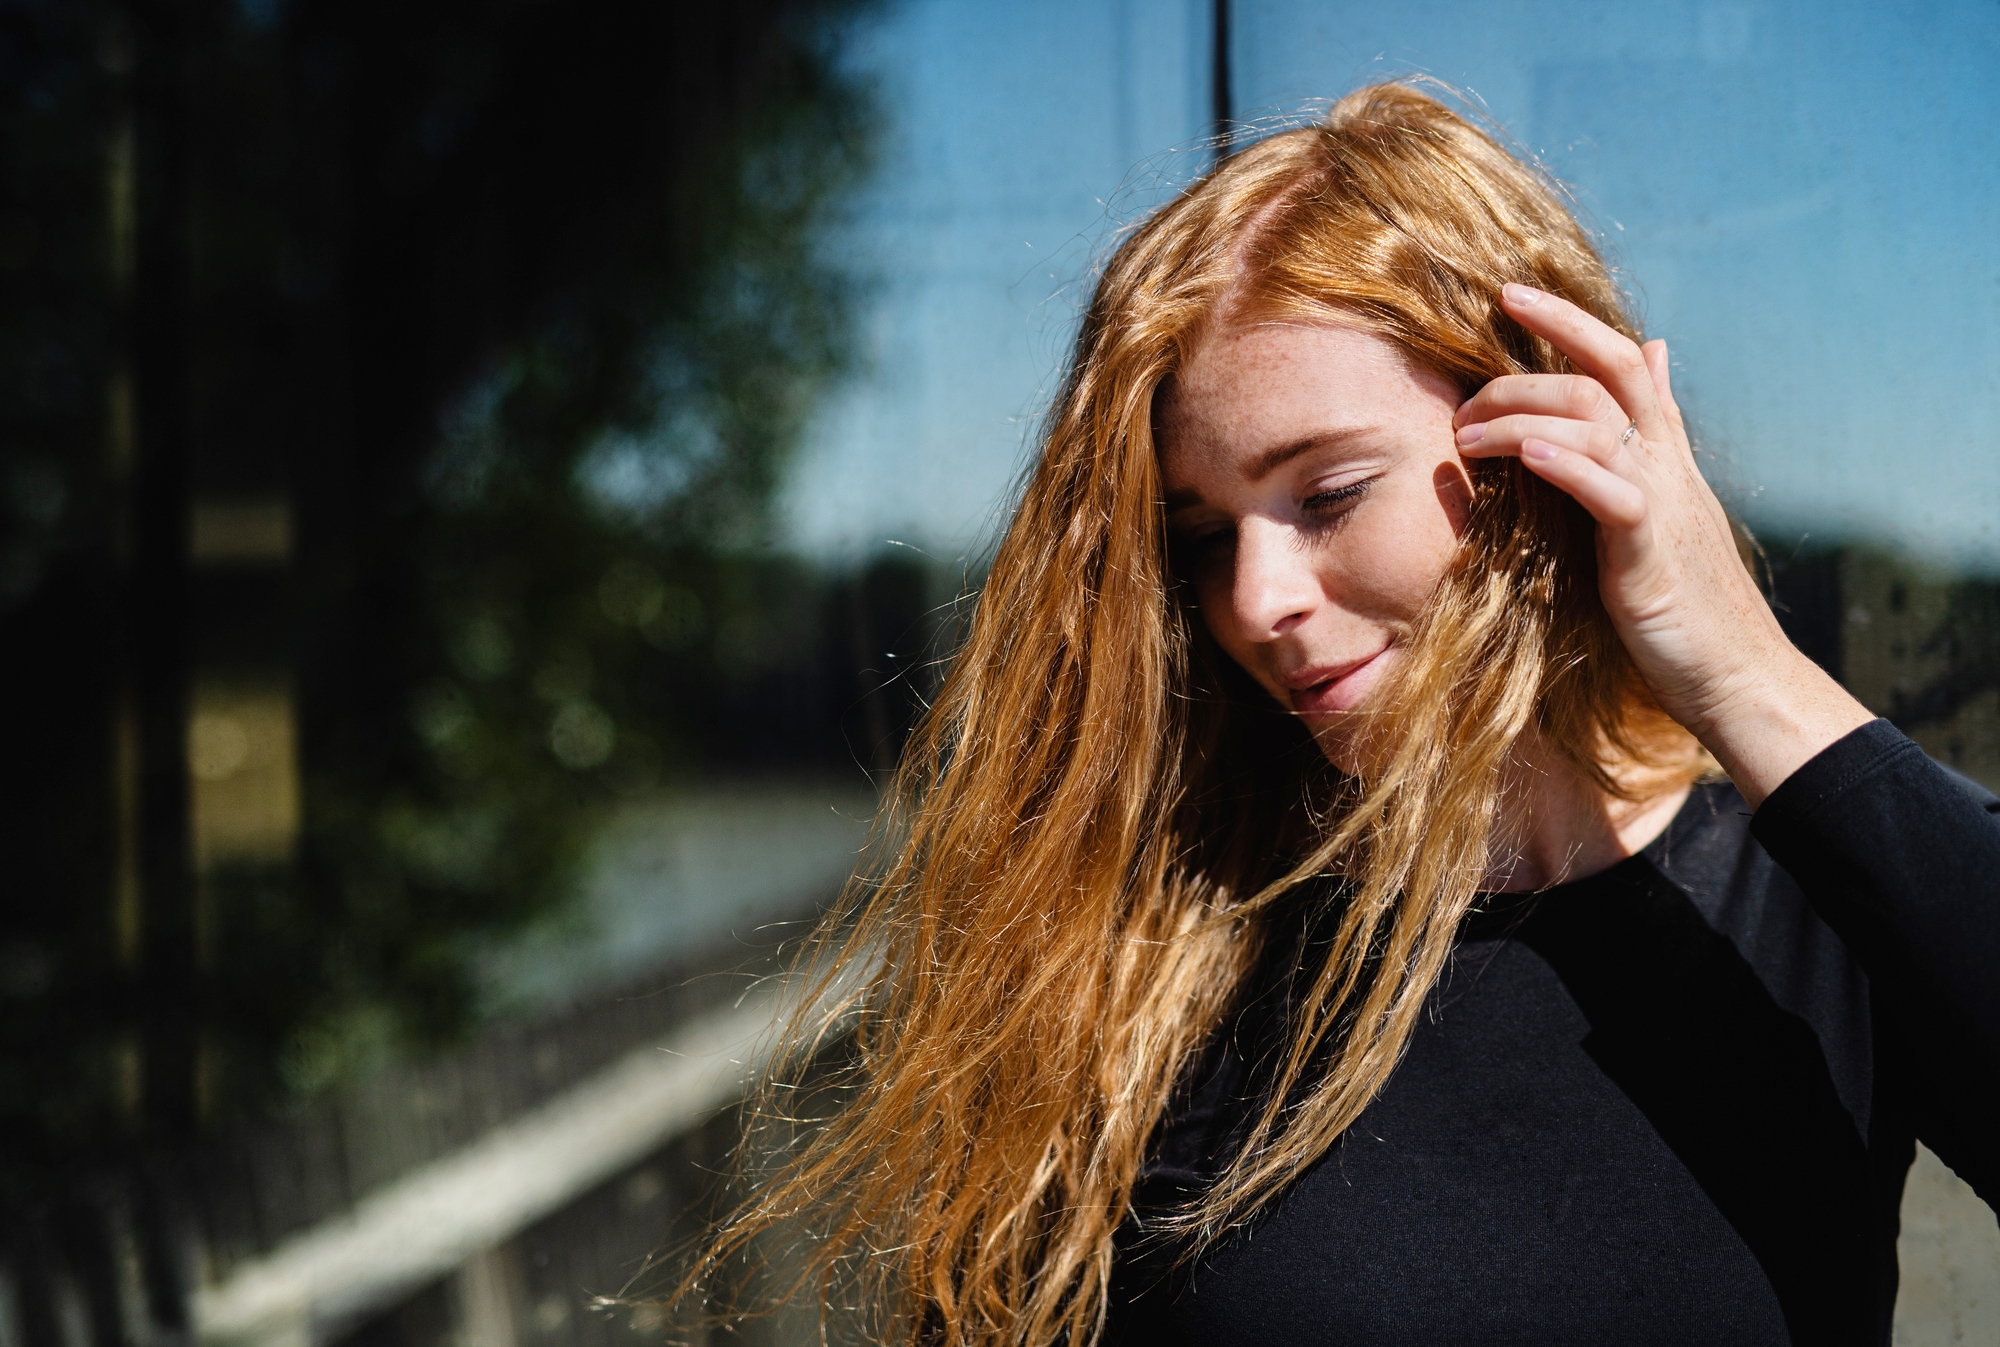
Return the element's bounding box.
[1107,720,2000,1346]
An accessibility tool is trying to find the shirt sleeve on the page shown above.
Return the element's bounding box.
[1750,718,2000,1205]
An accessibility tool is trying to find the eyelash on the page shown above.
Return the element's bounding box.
[1180,479,1374,558]
[1302,480,1372,517]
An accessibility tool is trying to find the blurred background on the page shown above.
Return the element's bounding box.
[0,0,1993,1343]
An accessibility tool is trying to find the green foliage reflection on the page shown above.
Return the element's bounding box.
[0,0,890,1173]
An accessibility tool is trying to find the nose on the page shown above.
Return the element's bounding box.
[1230,516,1319,641]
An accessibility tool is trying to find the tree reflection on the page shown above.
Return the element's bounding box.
[0,0,889,1186]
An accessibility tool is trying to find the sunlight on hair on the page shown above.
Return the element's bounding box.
[661,80,1713,1347]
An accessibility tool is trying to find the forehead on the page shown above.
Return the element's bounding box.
[1156,319,1461,495]
[1162,320,1432,445]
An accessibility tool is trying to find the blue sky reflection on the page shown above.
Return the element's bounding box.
[781,0,2000,572]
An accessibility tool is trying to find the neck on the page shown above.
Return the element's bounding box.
[1479,731,1691,893]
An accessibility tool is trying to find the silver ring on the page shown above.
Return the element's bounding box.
[1618,420,1639,446]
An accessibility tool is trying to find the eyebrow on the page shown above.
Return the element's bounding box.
[1162,428,1372,512]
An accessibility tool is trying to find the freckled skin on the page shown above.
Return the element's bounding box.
[1157,320,1472,770]
[1157,317,1680,889]
[1160,289,1878,887]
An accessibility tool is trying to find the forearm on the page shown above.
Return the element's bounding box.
[1689,644,1875,810]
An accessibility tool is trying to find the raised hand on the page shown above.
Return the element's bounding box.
[1451,283,1871,806]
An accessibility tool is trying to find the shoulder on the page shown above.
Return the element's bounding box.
[1641,778,1877,1130]
[1643,779,1759,901]
[1641,746,1998,922]
[1642,778,1852,984]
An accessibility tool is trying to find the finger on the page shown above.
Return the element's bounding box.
[1457,414,1622,465]
[1640,338,1690,441]
[1641,339,1671,405]
[1500,284,1667,438]
[1519,438,1647,530]
[1454,374,1627,435]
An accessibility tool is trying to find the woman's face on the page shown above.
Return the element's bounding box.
[1157,319,1472,765]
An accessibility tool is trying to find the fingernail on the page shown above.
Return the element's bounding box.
[1503,283,1542,307]
[1456,422,1486,445]
[1522,439,1557,462]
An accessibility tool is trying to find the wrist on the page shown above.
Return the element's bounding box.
[1687,649,1873,809]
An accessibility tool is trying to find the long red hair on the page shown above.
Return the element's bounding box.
[671,81,1704,1347]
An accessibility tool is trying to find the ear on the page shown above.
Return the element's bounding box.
[1434,459,1475,536]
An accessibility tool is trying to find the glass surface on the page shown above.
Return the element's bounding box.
[5,2,1992,1337]
[793,0,2000,574]
[782,0,1215,561]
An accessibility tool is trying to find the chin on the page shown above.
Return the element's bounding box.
[1306,719,1368,777]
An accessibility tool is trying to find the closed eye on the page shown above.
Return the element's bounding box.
[1167,479,1374,571]
[1302,479,1372,519]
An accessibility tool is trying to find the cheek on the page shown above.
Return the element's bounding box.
[1336,483,1463,616]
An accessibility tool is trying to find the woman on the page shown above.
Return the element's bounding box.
[679,83,1998,1346]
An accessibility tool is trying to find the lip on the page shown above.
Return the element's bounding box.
[1281,643,1394,716]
